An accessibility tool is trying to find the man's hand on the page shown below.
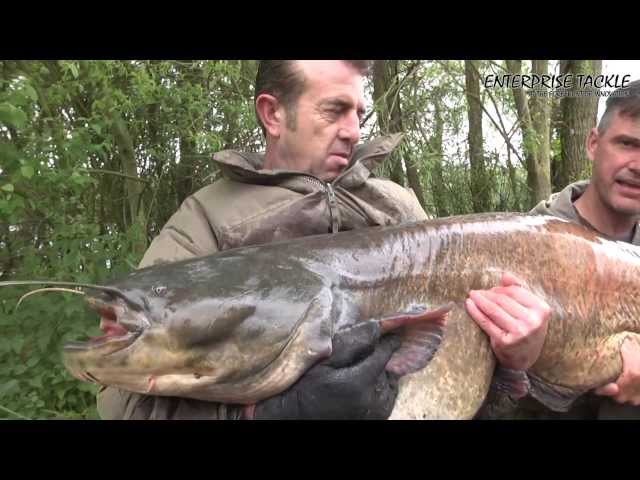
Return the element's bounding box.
[594,337,640,406]
[247,322,401,420]
[464,273,551,371]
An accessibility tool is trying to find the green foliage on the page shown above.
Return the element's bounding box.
[0,103,27,128]
[0,60,261,419]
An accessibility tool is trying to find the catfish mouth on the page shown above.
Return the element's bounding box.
[63,295,143,354]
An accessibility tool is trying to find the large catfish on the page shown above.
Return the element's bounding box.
[4,213,640,419]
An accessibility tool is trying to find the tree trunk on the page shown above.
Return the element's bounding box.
[175,61,198,205]
[550,92,564,192]
[429,98,448,217]
[506,60,551,207]
[177,135,196,205]
[372,60,426,208]
[558,60,603,188]
[372,60,405,187]
[111,112,147,256]
[529,60,552,201]
[464,60,490,212]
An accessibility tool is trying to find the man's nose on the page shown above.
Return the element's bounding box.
[338,111,361,144]
[627,155,640,175]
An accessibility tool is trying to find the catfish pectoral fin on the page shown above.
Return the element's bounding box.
[487,370,585,414]
[380,303,452,376]
[490,366,531,399]
[471,364,531,420]
[527,372,587,412]
[379,302,453,334]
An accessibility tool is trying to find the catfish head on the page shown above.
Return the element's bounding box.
[62,246,336,403]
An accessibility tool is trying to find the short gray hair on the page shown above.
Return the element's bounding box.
[598,79,640,133]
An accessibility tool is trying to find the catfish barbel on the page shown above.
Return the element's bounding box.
[3,212,640,419]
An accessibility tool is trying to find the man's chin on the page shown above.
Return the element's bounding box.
[609,196,640,217]
[320,157,349,181]
[613,203,640,217]
[319,171,340,182]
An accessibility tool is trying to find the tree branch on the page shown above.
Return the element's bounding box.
[436,60,525,167]
[79,168,150,183]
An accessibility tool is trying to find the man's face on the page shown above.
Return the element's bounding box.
[588,110,640,216]
[276,61,366,182]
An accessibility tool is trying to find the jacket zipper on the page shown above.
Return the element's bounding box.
[298,148,388,233]
[233,147,394,234]
[301,175,340,234]
[326,183,339,234]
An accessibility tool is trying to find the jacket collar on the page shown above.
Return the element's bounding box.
[211,133,404,188]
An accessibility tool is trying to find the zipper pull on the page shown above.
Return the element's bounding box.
[326,183,340,233]
[326,183,337,207]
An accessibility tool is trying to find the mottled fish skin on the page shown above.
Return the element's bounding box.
[61,213,640,418]
[379,214,640,419]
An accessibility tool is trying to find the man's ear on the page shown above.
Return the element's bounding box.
[256,93,284,138]
[586,127,599,162]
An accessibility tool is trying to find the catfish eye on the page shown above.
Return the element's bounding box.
[152,285,167,297]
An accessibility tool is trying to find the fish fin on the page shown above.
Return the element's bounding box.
[474,389,521,420]
[381,303,452,376]
[490,366,531,399]
[527,372,587,412]
[327,321,383,368]
[147,375,156,393]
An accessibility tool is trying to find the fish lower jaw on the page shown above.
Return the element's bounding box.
[63,331,140,356]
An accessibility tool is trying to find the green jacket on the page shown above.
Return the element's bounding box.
[484,180,640,419]
[530,180,640,244]
[97,134,428,419]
